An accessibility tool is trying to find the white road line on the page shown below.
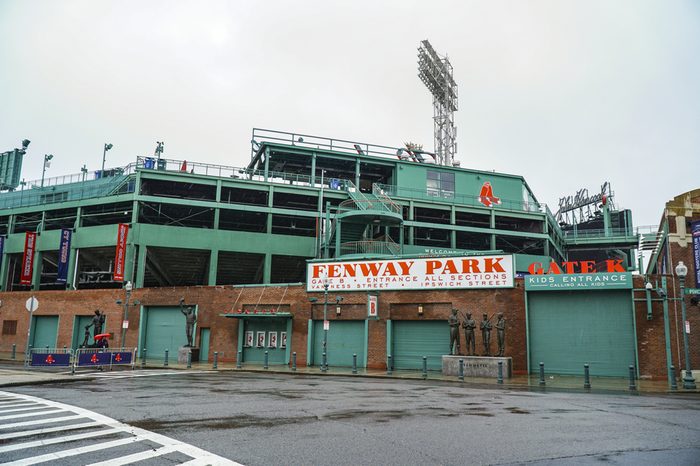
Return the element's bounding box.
[0,406,50,414]
[1,435,147,466]
[0,414,83,430]
[0,427,121,453]
[0,391,242,465]
[85,445,180,466]
[0,403,41,410]
[0,409,60,421]
[0,421,101,440]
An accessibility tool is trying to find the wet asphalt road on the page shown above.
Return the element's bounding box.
[6,370,700,465]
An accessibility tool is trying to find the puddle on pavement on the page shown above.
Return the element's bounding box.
[132,414,319,431]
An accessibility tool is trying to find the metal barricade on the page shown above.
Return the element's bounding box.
[28,347,73,367]
[73,348,136,372]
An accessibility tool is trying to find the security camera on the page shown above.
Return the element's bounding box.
[656,288,666,299]
[21,139,30,149]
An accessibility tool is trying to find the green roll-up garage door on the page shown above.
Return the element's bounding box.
[242,318,288,364]
[142,307,187,359]
[393,321,449,371]
[31,316,59,349]
[312,320,365,368]
[528,290,635,377]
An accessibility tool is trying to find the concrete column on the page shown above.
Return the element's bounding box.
[208,249,218,286]
[263,253,272,284]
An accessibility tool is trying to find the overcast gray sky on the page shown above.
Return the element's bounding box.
[1,0,698,229]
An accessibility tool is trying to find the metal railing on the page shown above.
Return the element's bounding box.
[340,239,401,256]
[374,183,544,214]
[562,227,636,239]
[251,128,407,161]
[372,184,402,214]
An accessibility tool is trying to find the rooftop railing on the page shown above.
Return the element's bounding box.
[251,128,413,161]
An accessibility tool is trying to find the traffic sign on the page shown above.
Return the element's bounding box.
[684,288,700,295]
[25,296,39,313]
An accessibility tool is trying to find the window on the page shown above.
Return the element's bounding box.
[2,320,17,335]
[426,171,455,198]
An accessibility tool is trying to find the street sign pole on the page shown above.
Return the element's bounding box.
[24,296,39,366]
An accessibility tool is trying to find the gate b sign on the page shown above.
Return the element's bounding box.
[307,255,514,292]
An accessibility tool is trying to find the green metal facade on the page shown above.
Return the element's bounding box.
[527,290,636,376]
[391,321,449,370]
[0,133,638,292]
[311,320,365,368]
[30,315,58,349]
[141,306,188,359]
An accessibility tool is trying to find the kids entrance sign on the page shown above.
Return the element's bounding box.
[307,255,513,291]
[524,272,632,291]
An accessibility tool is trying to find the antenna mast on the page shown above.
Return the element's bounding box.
[417,40,458,166]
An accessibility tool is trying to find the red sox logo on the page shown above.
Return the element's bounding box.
[90,354,98,363]
[478,182,501,208]
[45,355,55,364]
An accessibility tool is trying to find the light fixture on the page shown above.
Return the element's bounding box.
[336,305,341,316]
[675,261,696,389]
[418,304,424,315]
[21,139,30,150]
[675,261,688,278]
[645,282,653,290]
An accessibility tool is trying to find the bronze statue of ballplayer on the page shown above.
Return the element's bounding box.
[480,313,493,356]
[462,311,476,356]
[448,308,461,355]
[495,312,506,356]
[179,298,197,347]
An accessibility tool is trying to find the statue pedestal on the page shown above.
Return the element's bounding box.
[178,347,200,364]
[442,355,512,378]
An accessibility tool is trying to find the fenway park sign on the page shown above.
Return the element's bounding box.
[306,255,514,292]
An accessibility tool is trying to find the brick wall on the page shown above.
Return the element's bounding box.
[0,277,686,379]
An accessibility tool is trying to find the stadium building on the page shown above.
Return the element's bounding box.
[0,129,694,382]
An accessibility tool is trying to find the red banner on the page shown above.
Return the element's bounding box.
[20,232,37,285]
[114,223,129,282]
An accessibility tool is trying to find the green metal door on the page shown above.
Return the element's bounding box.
[143,307,187,359]
[31,316,59,349]
[72,315,94,349]
[199,328,210,362]
[312,320,365,368]
[393,321,449,371]
[528,290,635,377]
[241,318,287,365]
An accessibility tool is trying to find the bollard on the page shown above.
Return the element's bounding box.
[422,356,427,380]
[46,345,49,351]
[164,349,169,367]
[187,351,192,369]
[63,345,67,351]
[628,365,636,391]
[264,350,269,369]
[236,351,242,369]
[584,364,591,389]
[352,353,357,375]
[141,348,147,369]
[387,355,393,375]
[670,365,678,390]
[497,361,504,384]
[11,344,16,360]
[458,359,464,382]
[213,351,218,369]
[292,352,297,371]
[539,362,545,387]
[322,352,327,372]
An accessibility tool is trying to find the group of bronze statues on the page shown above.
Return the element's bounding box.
[449,308,506,357]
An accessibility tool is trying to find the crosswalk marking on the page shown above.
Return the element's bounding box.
[0,421,101,440]
[0,406,51,414]
[0,414,82,430]
[1,435,148,466]
[0,408,60,421]
[0,427,121,453]
[0,391,242,465]
[85,445,180,466]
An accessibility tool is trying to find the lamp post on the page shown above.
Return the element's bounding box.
[119,281,133,349]
[40,154,53,188]
[322,278,329,371]
[675,261,696,389]
[101,143,113,173]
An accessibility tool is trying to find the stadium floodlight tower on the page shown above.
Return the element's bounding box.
[417,39,458,166]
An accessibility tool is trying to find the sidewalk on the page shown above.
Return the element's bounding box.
[2,358,698,395]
